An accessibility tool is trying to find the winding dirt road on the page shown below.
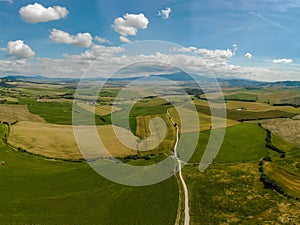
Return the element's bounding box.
[167,110,190,225]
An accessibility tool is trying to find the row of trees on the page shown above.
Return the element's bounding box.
[259,171,300,201]
[258,123,286,158]
[259,173,285,194]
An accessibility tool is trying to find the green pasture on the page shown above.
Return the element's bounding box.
[0,124,178,225]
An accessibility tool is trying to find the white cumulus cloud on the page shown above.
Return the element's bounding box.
[113,13,149,36]
[174,47,235,60]
[95,36,111,44]
[158,7,172,19]
[198,48,234,59]
[245,53,253,59]
[7,40,35,59]
[50,29,93,48]
[63,44,124,60]
[1,48,298,82]
[273,58,293,64]
[19,3,68,23]
[119,36,131,43]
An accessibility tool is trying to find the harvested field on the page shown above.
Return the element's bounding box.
[168,107,239,133]
[262,119,300,147]
[194,99,300,114]
[293,115,300,120]
[265,162,300,198]
[0,97,18,102]
[0,104,45,124]
[256,89,300,104]
[9,121,137,160]
[136,114,176,154]
[37,98,72,103]
[77,102,122,116]
[225,101,300,113]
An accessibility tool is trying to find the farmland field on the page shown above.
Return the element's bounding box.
[188,123,269,164]
[264,162,300,198]
[0,78,300,225]
[191,102,297,121]
[168,106,239,132]
[0,124,179,225]
[0,104,45,124]
[262,118,300,147]
[26,101,111,125]
[196,95,300,114]
[224,92,258,101]
[77,102,122,116]
[136,114,176,154]
[184,163,300,224]
[9,122,137,160]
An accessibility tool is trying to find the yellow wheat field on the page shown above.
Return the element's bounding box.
[136,114,176,154]
[9,121,137,160]
[0,97,18,102]
[193,99,300,114]
[168,107,239,133]
[0,104,45,124]
[77,102,122,116]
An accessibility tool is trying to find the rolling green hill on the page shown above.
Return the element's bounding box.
[0,124,178,225]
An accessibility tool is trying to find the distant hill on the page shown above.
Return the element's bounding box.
[105,72,214,82]
[217,78,270,87]
[1,74,300,88]
[1,75,79,83]
[267,81,300,87]
[150,72,214,82]
[1,72,214,83]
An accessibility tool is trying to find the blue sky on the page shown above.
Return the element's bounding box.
[0,0,299,81]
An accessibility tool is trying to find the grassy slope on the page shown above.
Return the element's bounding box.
[184,163,300,224]
[27,101,111,125]
[224,92,257,101]
[263,133,300,198]
[0,124,178,225]
[183,123,300,224]
[112,98,174,135]
[188,123,269,163]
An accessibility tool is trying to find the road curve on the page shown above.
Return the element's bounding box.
[167,110,190,225]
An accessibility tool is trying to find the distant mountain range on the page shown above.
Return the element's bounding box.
[1,73,212,83]
[1,73,300,87]
[1,75,79,83]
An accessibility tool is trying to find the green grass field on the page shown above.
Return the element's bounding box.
[191,103,297,121]
[130,98,173,117]
[0,124,179,225]
[27,101,111,125]
[224,92,258,102]
[112,98,174,134]
[187,123,269,164]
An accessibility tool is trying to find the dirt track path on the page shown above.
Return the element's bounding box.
[167,110,190,225]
